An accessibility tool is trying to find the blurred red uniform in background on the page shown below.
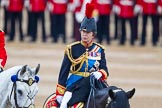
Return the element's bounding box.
[0,30,7,72]
[140,0,159,46]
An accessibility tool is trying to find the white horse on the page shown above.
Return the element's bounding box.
[0,64,40,108]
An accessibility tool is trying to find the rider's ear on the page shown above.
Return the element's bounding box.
[109,89,116,100]
[11,75,18,82]
[126,88,135,99]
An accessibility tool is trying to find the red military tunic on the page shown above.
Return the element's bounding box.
[136,0,143,5]
[8,0,24,12]
[50,0,68,14]
[96,0,112,15]
[30,0,46,12]
[118,0,135,18]
[159,0,162,6]
[141,0,158,15]
[113,0,119,4]
[0,30,7,68]
[68,0,84,13]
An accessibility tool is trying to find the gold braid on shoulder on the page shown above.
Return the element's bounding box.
[65,45,88,73]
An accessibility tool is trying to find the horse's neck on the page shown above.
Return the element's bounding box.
[0,96,12,108]
[0,65,23,80]
[0,66,23,104]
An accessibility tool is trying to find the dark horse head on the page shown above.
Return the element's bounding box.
[107,86,135,108]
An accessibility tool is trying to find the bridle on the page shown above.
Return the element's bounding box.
[10,70,38,108]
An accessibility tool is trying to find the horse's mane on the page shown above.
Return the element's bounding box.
[0,66,23,82]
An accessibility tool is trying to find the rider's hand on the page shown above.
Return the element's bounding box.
[55,84,66,104]
[91,71,102,80]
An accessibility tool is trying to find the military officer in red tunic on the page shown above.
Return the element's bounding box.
[0,30,7,72]
[48,0,68,43]
[117,0,136,45]
[1,0,10,35]
[140,0,159,46]
[68,0,84,41]
[8,0,24,42]
[158,0,162,46]
[96,0,112,45]
[112,0,120,40]
[29,0,47,42]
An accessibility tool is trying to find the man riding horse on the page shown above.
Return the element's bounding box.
[45,2,109,108]
[0,29,7,73]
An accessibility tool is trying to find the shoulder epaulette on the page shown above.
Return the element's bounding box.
[64,41,80,54]
[67,41,80,49]
[94,42,105,49]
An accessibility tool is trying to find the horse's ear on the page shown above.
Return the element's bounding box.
[35,64,40,75]
[126,88,135,99]
[20,65,28,76]
[109,89,116,100]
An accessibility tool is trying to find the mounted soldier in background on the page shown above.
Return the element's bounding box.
[0,29,7,73]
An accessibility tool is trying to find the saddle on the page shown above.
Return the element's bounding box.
[43,76,109,108]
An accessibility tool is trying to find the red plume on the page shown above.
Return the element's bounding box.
[85,3,95,18]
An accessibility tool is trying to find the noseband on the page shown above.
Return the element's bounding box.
[10,70,38,108]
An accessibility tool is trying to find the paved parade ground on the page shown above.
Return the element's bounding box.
[5,41,162,108]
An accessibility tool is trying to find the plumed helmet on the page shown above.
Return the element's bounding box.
[80,3,97,34]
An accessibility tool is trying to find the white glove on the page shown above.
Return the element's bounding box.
[158,6,162,14]
[60,91,72,108]
[75,12,85,23]
[56,95,63,104]
[46,2,54,12]
[134,5,142,15]
[24,0,30,8]
[1,0,9,7]
[68,4,76,12]
[91,71,102,80]
[112,5,120,15]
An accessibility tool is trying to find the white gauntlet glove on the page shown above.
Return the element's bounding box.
[112,5,120,15]
[158,6,162,14]
[60,91,72,108]
[134,5,142,15]
[91,71,102,80]
[56,95,63,104]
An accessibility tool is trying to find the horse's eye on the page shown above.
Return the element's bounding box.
[17,90,23,95]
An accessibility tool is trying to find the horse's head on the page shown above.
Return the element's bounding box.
[107,86,135,108]
[10,64,40,108]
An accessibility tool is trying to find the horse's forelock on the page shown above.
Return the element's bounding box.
[18,67,35,80]
[113,89,122,93]
[27,67,34,76]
